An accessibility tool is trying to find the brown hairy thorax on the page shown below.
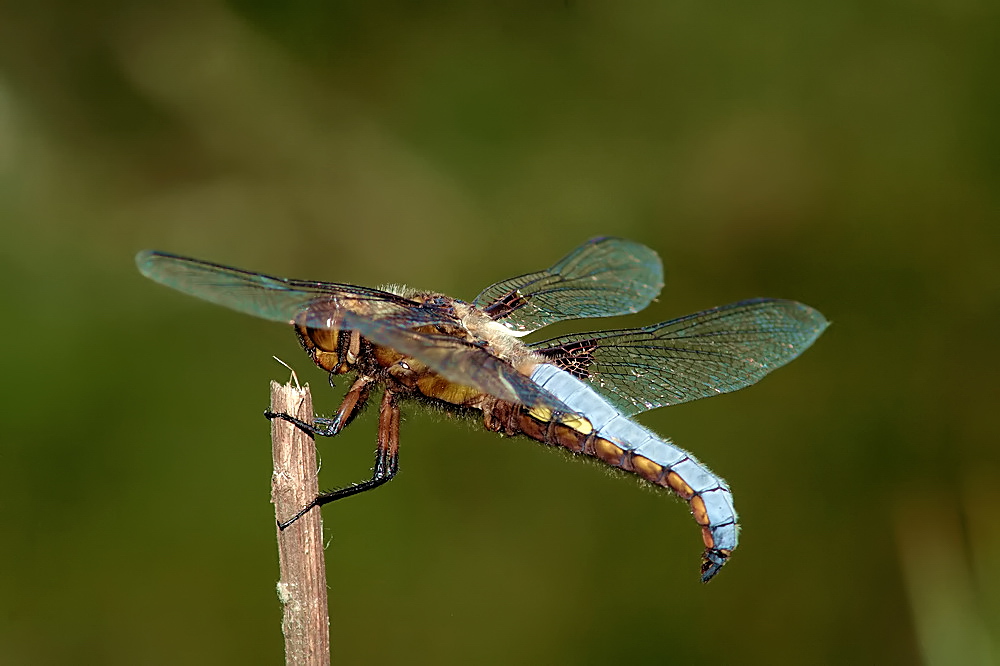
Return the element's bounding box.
[295,290,543,412]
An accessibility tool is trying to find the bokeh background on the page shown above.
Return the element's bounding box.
[2,2,997,664]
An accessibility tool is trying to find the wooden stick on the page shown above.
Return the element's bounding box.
[269,381,330,665]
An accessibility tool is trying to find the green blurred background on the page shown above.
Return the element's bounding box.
[1,1,997,664]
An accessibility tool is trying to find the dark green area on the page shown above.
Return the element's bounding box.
[1,1,997,664]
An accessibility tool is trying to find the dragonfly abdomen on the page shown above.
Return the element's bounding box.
[523,364,739,583]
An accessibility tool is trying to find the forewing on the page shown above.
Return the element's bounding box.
[473,237,664,335]
[533,298,828,416]
[136,250,448,329]
[137,250,572,412]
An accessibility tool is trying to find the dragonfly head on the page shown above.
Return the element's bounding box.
[295,324,361,375]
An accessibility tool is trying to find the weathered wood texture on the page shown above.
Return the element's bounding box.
[269,381,330,666]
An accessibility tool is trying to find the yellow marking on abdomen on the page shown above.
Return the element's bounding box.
[689,495,709,527]
[527,406,594,435]
[593,439,624,465]
[666,471,695,500]
[631,455,664,483]
[528,406,553,422]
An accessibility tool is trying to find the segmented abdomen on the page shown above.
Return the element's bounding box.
[525,364,739,582]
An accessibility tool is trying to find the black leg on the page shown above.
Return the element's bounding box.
[277,447,398,530]
[277,389,401,530]
[264,411,343,437]
[264,376,373,437]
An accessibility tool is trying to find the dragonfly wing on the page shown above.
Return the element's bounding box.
[137,250,441,325]
[137,250,572,412]
[472,237,664,335]
[532,298,829,416]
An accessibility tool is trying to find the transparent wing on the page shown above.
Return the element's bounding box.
[473,237,664,335]
[533,298,828,416]
[137,251,572,412]
[137,251,444,328]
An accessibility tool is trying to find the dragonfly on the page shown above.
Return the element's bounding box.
[136,237,827,582]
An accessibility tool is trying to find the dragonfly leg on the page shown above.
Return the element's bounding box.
[277,389,400,530]
[265,376,374,437]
